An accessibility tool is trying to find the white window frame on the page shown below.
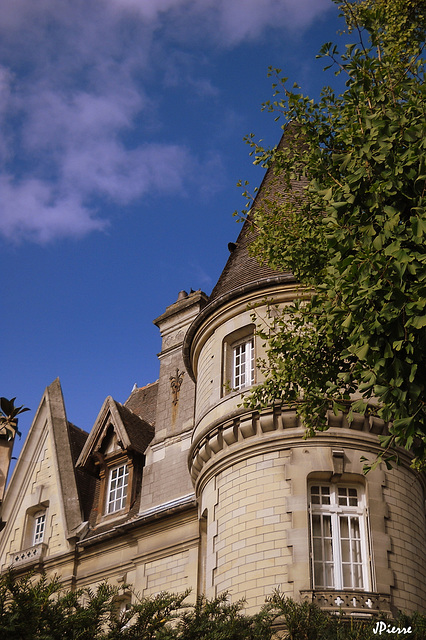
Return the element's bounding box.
[33,512,46,545]
[106,463,129,514]
[309,484,370,591]
[232,337,254,391]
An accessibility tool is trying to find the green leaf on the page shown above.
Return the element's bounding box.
[353,343,369,360]
[410,315,426,329]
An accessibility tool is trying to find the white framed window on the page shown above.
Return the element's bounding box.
[232,337,254,391]
[33,512,46,545]
[309,484,370,591]
[107,463,129,514]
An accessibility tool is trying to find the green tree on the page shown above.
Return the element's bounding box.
[244,0,426,470]
[0,398,29,441]
[0,572,187,640]
[265,591,426,640]
[1,573,425,640]
[171,592,271,640]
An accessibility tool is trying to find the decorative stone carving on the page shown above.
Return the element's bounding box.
[170,369,185,406]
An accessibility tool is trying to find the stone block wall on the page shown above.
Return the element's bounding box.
[383,466,426,613]
[200,449,292,612]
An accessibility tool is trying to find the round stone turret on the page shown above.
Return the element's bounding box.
[183,143,426,614]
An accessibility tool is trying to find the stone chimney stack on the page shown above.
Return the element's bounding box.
[152,289,208,441]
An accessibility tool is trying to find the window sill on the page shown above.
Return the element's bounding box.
[94,507,131,529]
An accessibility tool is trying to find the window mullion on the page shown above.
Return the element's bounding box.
[360,511,371,591]
[332,511,343,589]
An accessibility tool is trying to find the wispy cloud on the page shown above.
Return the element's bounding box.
[0,0,331,244]
[106,0,331,43]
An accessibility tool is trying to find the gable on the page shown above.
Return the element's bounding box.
[76,396,154,470]
[74,396,154,535]
[0,379,84,572]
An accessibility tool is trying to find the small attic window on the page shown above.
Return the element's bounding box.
[106,463,129,514]
[33,512,46,545]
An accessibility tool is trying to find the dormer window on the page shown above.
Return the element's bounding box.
[33,512,46,545]
[107,463,129,514]
[75,396,155,527]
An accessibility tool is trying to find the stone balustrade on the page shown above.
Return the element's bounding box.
[10,543,47,567]
[300,590,391,616]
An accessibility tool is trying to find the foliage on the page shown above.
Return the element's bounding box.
[0,573,425,640]
[170,592,271,640]
[0,572,187,640]
[266,591,426,640]
[0,398,29,441]
[243,0,426,470]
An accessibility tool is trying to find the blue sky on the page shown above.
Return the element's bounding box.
[1,0,345,460]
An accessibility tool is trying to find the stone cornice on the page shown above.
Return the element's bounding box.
[188,405,420,496]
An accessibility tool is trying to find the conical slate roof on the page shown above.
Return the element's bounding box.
[209,127,305,302]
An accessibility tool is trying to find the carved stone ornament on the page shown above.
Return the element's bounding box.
[170,369,185,405]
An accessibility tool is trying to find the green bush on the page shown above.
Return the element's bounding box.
[0,572,425,640]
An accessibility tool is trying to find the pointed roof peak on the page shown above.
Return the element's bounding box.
[210,127,304,303]
[76,396,154,470]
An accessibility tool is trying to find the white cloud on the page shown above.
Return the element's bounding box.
[0,174,107,243]
[0,0,332,243]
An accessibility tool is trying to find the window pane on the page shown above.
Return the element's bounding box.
[352,538,362,564]
[324,537,333,562]
[349,488,358,506]
[352,563,363,589]
[313,537,323,560]
[340,516,349,538]
[342,563,352,587]
[341,540,350,563]
[350,517,361,539]
[320,486,330,504]
[314,562,324,587]
[323,515,332,538]
[325,564,335,588]
[312,514,321,536]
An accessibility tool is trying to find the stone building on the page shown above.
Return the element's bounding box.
[0,140,425,618]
